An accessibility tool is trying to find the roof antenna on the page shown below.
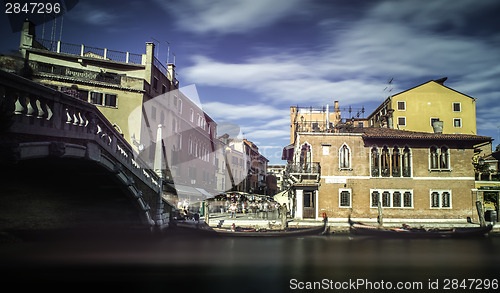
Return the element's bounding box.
[165,41,170,64]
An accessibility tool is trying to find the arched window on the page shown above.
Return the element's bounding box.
[403,192,413,207]
[371,147,379,177]
[339,144,351,170]
[431,191,440,208]
[440,146,449,169]
[371,191,380,207]
[392,146,401,177]
[381,146,390,177]
[382,191,391,207]
[430,146,450,170]
[430,146,439,169]
[442,192,451,208]
[402,146,411,177]
[393,191,401,207]
[300,143,312,172]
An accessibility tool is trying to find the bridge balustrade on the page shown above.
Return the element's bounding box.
[0,70,166,227]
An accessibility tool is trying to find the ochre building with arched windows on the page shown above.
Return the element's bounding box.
[284,127,490,223]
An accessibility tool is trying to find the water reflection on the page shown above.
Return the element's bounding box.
[1,232,499,291]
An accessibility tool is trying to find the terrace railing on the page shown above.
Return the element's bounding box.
[34,38,144,65]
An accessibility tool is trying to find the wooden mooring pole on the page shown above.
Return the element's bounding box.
[476,201,486,227]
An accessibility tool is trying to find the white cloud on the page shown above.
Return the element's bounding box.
[155,0,304,34]
[183,0,500,108]
[202,101,289,121]
[70,3,118,26]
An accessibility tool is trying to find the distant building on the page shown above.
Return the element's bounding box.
[228,139,269,194]
[290,101,341,144]
[215,134,247,194]
[267,165,285,192]
[366,77,477,135]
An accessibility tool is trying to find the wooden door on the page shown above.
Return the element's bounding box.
[303,191,315,219]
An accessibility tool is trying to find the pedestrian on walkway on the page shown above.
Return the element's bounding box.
[230,202,237,218]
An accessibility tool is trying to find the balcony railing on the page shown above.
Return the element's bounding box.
[286,162,321,174]
[33,38,144,65]
[29,60,144,87]
[476,172,500,181]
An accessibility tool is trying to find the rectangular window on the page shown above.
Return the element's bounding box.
[430,190,452,209]
[397,101,406,111]
[90,92,103,105]
[104,94,117,107]
[322,145,329,156]
[77,89,89,102]
[397,117,406,126]
[153,77,159,90]
[430,117,439,127]
[339,189,351,208]
[453,102,461,112]
[371,189,413,208]
[453,118,462,128]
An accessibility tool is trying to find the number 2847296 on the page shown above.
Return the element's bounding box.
[5,2,61,14]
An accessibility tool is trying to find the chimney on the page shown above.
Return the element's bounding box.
[167,63,176,85]
[334,101,339,112]
[432,120,443,133]
[19,20,36,58]
[144,42,155,84]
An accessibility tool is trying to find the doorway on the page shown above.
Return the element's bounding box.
[303,191,315,219]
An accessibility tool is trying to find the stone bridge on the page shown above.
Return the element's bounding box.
[0,69,169,233]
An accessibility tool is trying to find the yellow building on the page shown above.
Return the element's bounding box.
[10,20,178,157]
[367,78,477,135]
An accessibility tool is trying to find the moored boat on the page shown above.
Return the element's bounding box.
[172,214,329,237]
[348,217,493,238]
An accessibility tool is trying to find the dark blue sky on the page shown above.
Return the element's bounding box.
[2,0,500,163]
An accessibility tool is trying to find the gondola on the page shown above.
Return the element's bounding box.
[172,214,329,237]
[212,220,328,237]
[348,217,493,238]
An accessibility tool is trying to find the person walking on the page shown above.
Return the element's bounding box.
[230,202,237,218]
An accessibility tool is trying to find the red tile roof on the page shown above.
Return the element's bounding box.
[362,127,491,142]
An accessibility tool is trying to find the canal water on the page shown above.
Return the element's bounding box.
[1,231,499,292]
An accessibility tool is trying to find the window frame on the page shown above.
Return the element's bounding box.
[397,116,406,126]
[339,143,352,170]
[452,102,461,112]
[104,93,117,108]
[370,189,413,208]
[453,118,462,128]
[429,190,452,209]
[339,188,352,208]
[397,101,406,111]
[90,91,103,106]
[429,145,451,171]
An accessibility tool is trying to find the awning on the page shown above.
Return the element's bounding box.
[168,184,201,196]
[195,188,214,199]
[282,144,294,160]
[273,190,290,206]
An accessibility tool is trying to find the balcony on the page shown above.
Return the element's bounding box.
[29,60,144,88]
[33,38,143,65]
[285,162,321,184]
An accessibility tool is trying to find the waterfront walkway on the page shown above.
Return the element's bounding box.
[206,212,500,234]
